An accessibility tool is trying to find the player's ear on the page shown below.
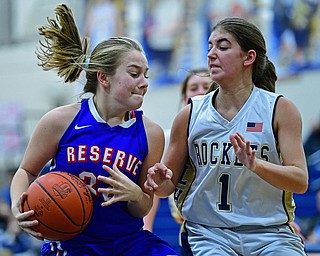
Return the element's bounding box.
[243,50,256,66]
[97,71,109,87]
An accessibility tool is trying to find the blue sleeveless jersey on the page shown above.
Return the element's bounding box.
[49,97,148,244]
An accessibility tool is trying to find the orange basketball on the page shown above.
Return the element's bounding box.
[22,171,93,241]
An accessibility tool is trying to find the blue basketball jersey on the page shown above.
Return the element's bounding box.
[49,97,148,243]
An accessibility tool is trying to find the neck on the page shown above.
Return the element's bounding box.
[214,84,254,112]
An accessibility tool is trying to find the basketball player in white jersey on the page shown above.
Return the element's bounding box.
[145,17,308,256]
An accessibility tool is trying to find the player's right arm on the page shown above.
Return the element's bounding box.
[145,105,190,197]
[10,104,79,237]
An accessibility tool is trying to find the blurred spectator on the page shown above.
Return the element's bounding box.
[83,0,124,53]
[309,2,320,68]
[0,168,42,255]
[143,0,183,86]
[0,103,25,169]
[304,118,320,158]
[294,117,320,241]
[0,198,29,255]
[205,0,253,36]
[270,0,319,78]
[75,0,124,95]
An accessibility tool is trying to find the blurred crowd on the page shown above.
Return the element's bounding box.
[0,168,42,255]
[294,117,320,244]
[2,0,320,85]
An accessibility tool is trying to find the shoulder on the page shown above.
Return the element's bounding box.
[176,104,191,122]
[275,97,300,116]
[190,92,215,113]
[142,115,165,156]
[27,103,81,162]
[38,103,81,134]
[170,104,191,135]
[142,115,164,139]
[274,97,302,131]
[42,103,80,122]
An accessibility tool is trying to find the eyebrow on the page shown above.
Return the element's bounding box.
[209,37,231,45]
[128,64,149,71]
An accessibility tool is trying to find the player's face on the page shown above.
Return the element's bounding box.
[207,28,246,86]
[184,74,211,104]
[108,50,149,111]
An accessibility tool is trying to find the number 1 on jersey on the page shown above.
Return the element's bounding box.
[217,173,231,211]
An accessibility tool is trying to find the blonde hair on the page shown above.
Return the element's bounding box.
[36,4,145,95]
[36,4,89,83]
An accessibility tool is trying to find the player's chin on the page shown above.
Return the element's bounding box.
[210,74,222,84]
[131,95,144,107]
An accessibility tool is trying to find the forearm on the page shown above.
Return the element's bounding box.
[10,168,36,209]
[253,159,308,194]
[127,189,153,218]
[154,179,176,198]
[143,196,160,231]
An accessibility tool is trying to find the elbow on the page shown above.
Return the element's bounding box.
[293,167,309,194]
[295,180,308,194]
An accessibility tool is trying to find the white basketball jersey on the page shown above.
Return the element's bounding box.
[174,86,295,227]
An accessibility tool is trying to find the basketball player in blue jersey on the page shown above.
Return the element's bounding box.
[145,17,308,255]
[9,4,177,256]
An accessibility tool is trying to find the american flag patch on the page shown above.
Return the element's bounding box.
[246,122,263,132]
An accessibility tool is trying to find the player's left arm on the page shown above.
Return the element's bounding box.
[127,116,165,218]
[252,97,308,193]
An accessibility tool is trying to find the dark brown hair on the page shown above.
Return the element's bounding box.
[212,17,277,92]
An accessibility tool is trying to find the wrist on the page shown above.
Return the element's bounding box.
[251,158,260,173]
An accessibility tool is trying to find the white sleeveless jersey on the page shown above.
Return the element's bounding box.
[174,86,295,228]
